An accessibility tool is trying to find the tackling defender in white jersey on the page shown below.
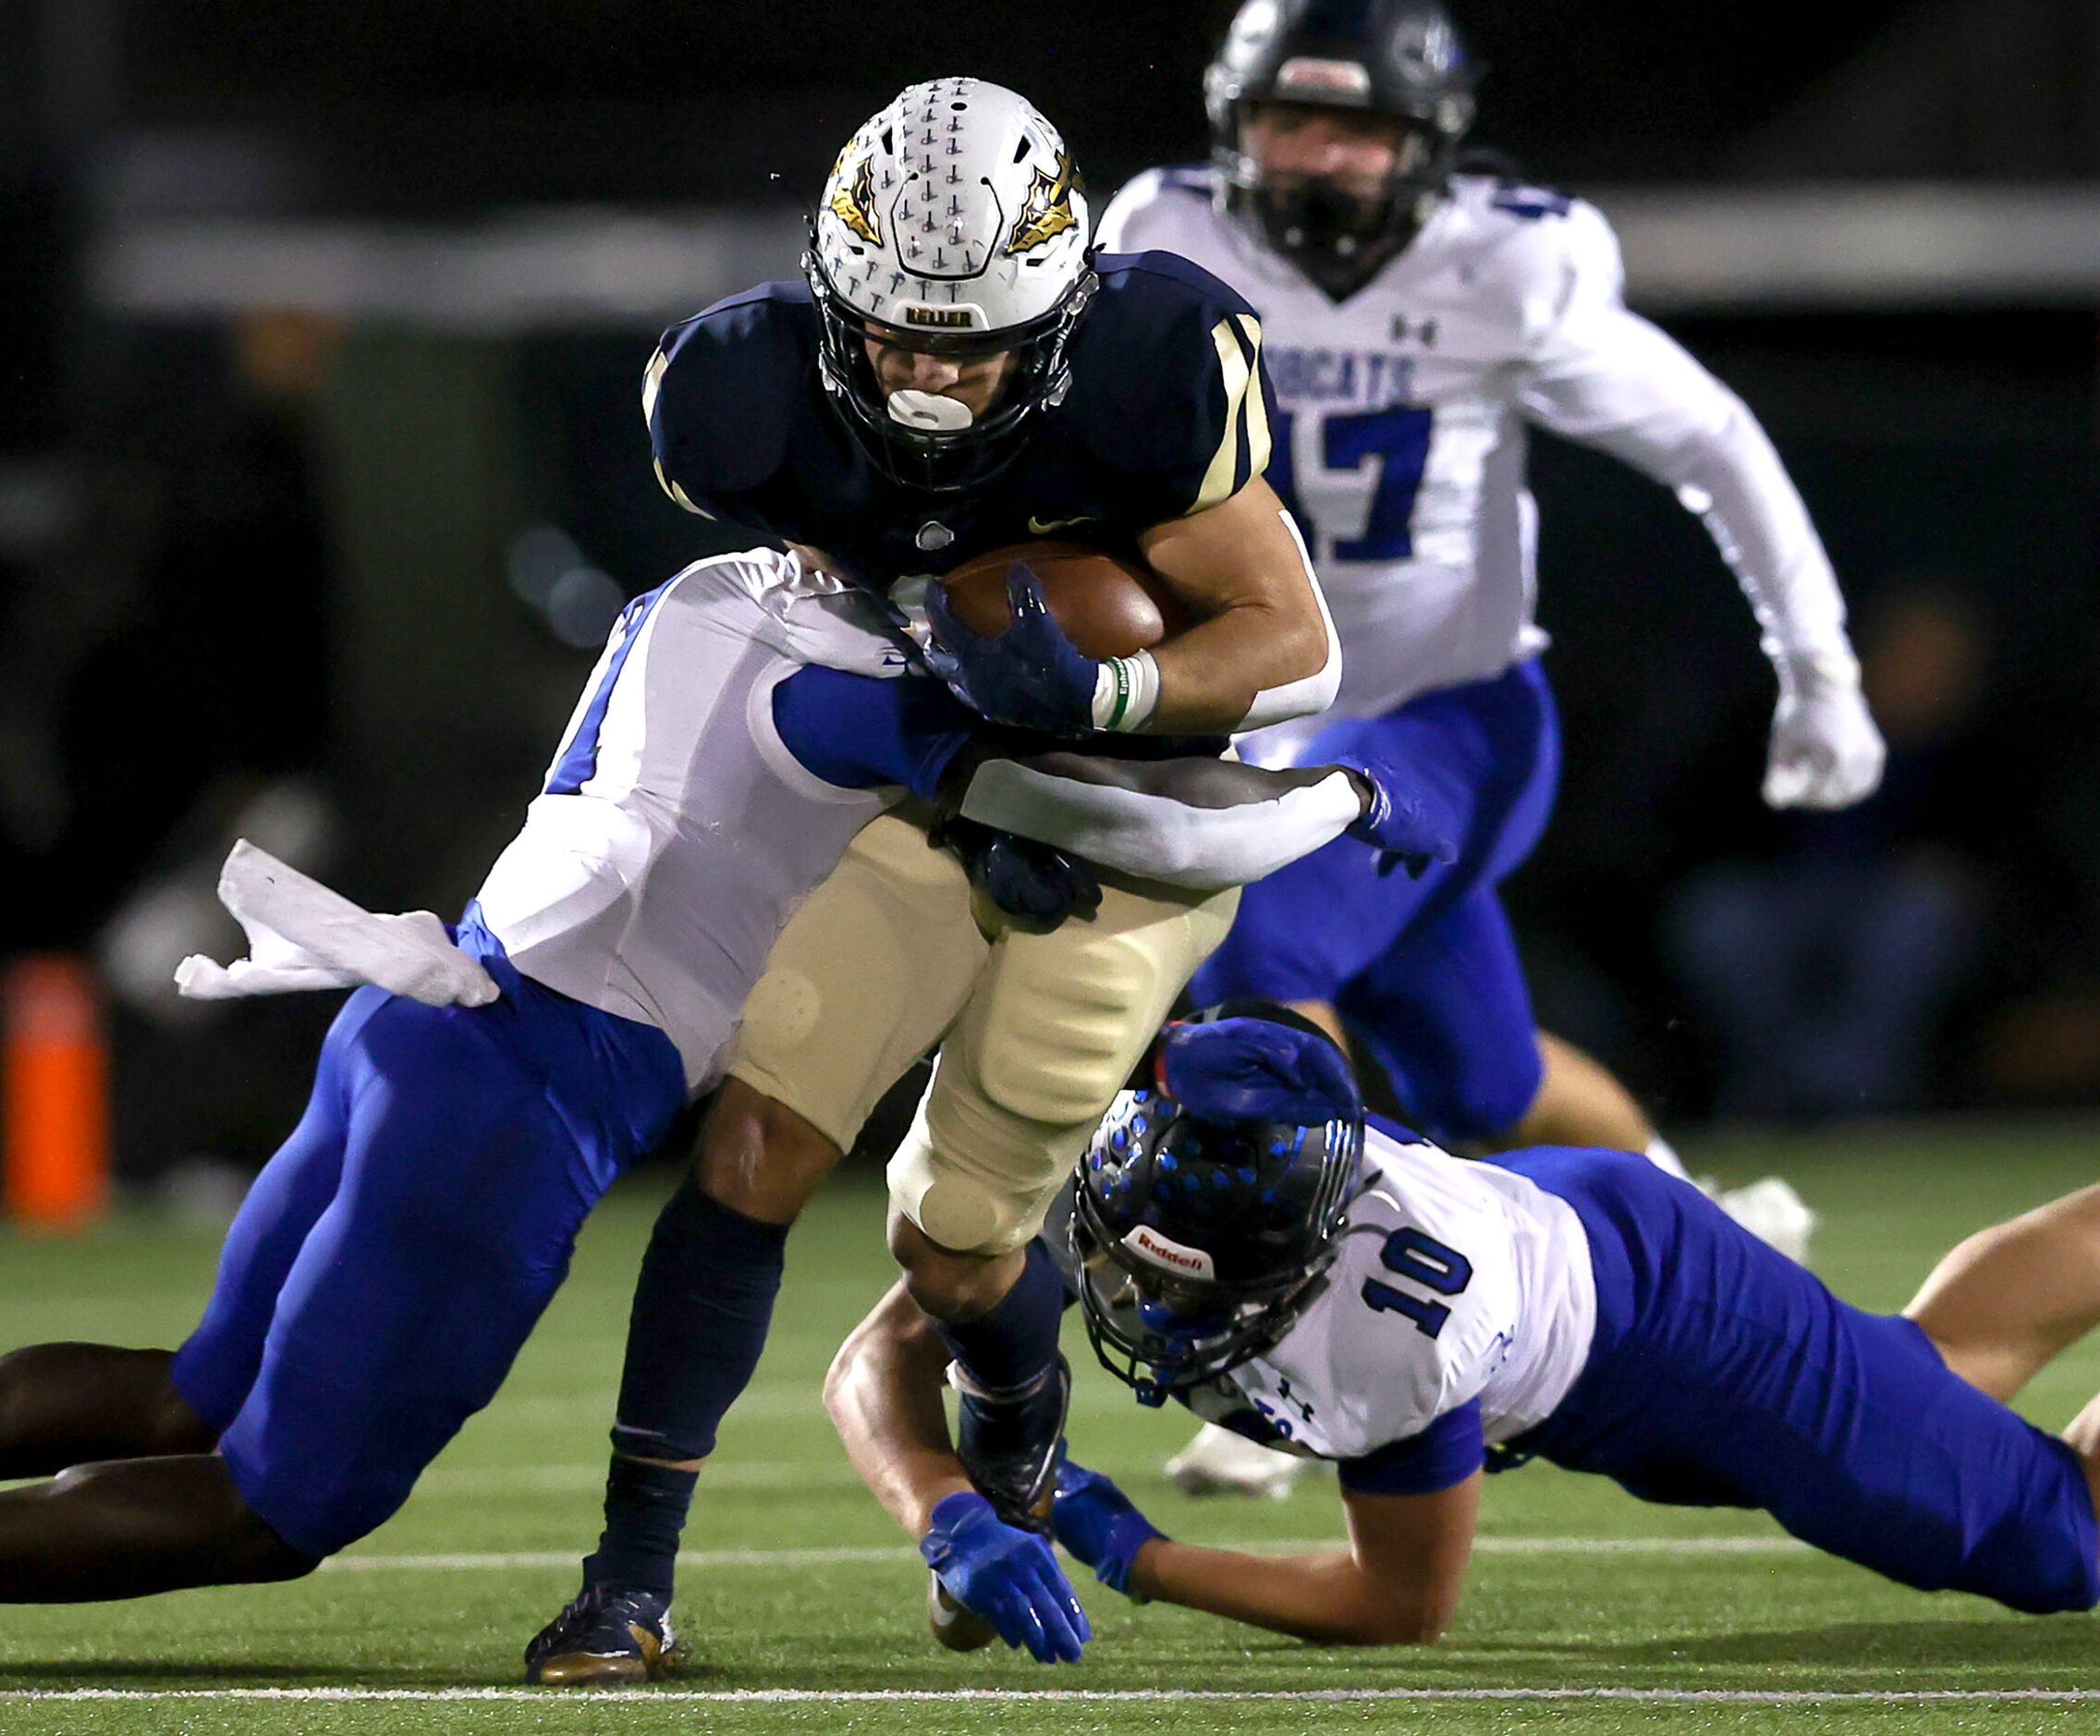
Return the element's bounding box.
[830,1009,2100,1648]
[1097,0,1884,1494]
[0,547,1424,1614]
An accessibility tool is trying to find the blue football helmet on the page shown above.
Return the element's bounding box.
[1068,1005,1365,1406]
[1205,0,1479,300]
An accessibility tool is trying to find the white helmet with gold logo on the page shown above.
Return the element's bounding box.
[806,77,1095,493]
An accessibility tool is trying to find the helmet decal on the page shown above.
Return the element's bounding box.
[1005,152,1081,256]
[1123,1224,1218,1280]
[828,154,885,248]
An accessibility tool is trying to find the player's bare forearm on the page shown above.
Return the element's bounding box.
[1138,477,1337,733]
[1130,1540,1448,1645]
[1130,1473,1478,1645]
[823,1280,971,1538]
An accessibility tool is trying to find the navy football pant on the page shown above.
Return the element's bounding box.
[171,918,683,1560]
[1190,659,1558,1145]
[1503,1146,2100,1614]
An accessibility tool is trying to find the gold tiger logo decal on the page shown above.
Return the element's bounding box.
[1004,151,1080,256]
[828,153,884,247]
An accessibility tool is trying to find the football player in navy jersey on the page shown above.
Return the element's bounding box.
[831,1009,2100,1649]
[522,76,1363,1681]
[1098,0,1881,1494]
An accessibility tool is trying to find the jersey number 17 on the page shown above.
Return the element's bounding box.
[1268,404,1435,563]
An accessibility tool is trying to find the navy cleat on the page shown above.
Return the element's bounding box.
[949,1353,1071,1532]
[524,1585,686,1686]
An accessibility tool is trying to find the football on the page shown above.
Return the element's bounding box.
[937,540,1188,660]
[926,1570,998,1653]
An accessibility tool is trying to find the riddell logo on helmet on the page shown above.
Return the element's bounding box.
[1275,57,1374,98]
[904,307,976,328]
[1123,1226,1217,1280]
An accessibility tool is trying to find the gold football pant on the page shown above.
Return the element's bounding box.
[730,813,1238,1253]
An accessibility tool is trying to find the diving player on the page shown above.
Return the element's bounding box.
[0,550,1416,1614]
[828,1009,2100,1648]
[521,76,1351,1681]
[1097,0,1882,1494]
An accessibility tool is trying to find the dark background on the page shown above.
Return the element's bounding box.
[4,0,2097,1177]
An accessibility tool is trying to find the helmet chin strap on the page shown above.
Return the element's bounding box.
[886,389,975,433]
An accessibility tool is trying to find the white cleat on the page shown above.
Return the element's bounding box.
[1708,1175,1818,1265]
[1165,1423,1319,1499]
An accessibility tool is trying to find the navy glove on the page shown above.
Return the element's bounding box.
[924,565,1101,735]
[1052,1462,1165,1599]
[1339,763,1461,880]
[920,1490,1092,1663]
[1157,1015,1361,1128]
[936,819,1103,924]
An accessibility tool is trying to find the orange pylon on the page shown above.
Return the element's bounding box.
[3,956,111,1230]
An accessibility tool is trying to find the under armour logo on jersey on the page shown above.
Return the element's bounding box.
[1390,315,1440,348]
[1275,1376,1315,1424]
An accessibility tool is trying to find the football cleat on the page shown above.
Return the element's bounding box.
[926,1569,999,1652]
[1709,1175,1818,1266]
[949,1354,1071,1532]
[1166,1422,1325,1499]
[523,1585,685,1686]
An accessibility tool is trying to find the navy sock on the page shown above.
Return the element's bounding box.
[581,1458,697,1598]
[933,1241,1066,1393]
[581,1178,789,1596]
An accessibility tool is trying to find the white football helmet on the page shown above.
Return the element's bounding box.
[806,77,1095,493]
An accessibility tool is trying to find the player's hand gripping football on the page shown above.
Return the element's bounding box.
[1052,1462,1165,1598]
[1764,651,1886,810]
[1155,1016,1360,1127]
[925,564,1102,736]
[919,1491,1092,1663]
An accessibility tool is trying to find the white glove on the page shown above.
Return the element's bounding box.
[1764,651,1886,811]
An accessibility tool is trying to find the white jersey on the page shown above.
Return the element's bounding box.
[473,548,905,1092]
[1185,1120,1596,1460]
[1098,168,1851,744]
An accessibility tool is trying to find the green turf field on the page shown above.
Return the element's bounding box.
[5,1120,2099,1734]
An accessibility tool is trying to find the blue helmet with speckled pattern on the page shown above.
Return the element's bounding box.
[1070,1006,1363,1405]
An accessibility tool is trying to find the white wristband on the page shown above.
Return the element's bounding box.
[1091,651,1161,733]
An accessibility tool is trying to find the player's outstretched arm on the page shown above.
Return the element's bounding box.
[1056,1461,1478,1647]
[1135,475,1340,735]
[949,751,1457,890]
[824,1278,1092,1664]
[1516,225,1882,810]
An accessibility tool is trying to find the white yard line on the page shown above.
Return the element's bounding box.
[323,1535,1810,1573]
[4,1687,2097,1705]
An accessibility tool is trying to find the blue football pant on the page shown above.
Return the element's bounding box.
[1192,660,1559,1144]
[172,984,671,1559]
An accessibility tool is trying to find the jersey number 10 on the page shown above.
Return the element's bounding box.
[1361,1227,1473,1339]
[1268,404,1435,563]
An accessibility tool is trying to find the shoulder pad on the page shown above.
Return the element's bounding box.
[1066,254,1271,520]
[1437,179,1625,342]
[645,281,812,513]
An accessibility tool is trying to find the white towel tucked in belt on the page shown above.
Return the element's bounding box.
[175,840,499,1008]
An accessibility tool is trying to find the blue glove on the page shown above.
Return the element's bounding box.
[924,565,1101,735]
[941,822,1103,924]
[1157,1015,1361,1128]
[1052,1461,1165,1599]
[920,1491,1092,1663]
[1339,763,1461,880]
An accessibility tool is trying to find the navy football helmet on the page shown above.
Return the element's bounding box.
[1205,0,1478,300]
[1069,1005,1365,1406]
